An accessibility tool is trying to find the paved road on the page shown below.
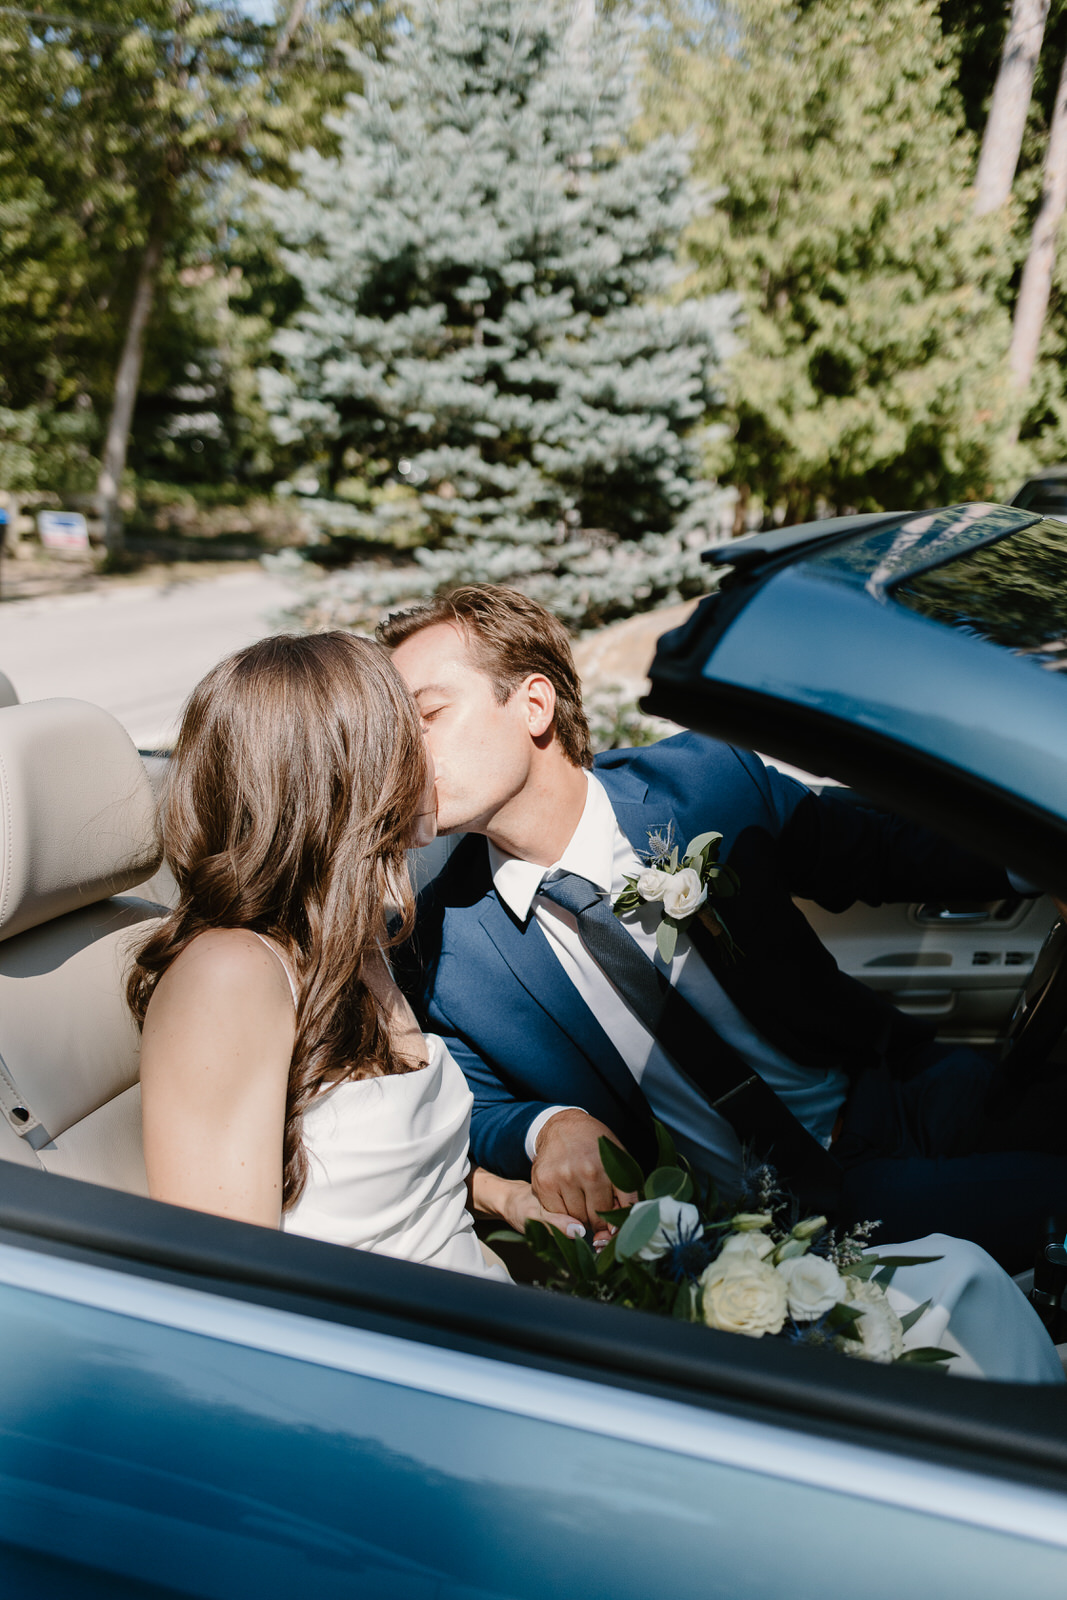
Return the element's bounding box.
[0,568,297,749]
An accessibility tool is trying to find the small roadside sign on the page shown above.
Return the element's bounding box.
[38,511,89,551]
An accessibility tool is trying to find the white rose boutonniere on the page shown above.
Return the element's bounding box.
[612,824,741,963]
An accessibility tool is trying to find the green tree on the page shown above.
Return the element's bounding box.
[0,2,388,544]
[655,0,1017,526]
[262,0,735,631]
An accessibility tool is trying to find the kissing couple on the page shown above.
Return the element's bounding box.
[132,586,1067,1382]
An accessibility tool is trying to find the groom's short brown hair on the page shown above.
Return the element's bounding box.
[377,586,593,769]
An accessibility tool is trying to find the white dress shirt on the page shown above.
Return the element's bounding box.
[488,771,849,1192]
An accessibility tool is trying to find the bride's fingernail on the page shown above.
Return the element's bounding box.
[566,1223,586,1238]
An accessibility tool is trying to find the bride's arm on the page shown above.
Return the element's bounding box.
[140,929,295,1228]
[468,1167,588,1239]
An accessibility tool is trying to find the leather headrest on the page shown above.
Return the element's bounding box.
[0,699,161,943]
[0,671,17,708]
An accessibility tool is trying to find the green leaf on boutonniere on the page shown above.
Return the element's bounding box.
[598,1136,644,1197]
[656,916,680,962]
[486,1229,526,1246]
[897,1347,954,1366]
[684,830,722,864]
[612,888,642,917]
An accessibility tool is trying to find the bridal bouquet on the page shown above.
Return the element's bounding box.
[493,1126,952,1367]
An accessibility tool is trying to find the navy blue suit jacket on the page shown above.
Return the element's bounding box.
[396,734,1009,1180]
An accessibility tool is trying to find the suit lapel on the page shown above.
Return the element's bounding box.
[597,764,682,871]
[478,894,651,1126]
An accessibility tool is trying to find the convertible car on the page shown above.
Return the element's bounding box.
[1,502,1067,1597]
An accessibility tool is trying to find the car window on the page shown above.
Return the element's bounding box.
[890,518,1067,673]
[1014,479,1067,515]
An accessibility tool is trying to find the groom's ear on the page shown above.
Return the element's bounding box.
[523,673,558,742]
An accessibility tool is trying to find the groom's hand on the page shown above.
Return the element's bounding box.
[531,1108,638,1234]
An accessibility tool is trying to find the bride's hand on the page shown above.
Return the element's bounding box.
[470,1168,588,1240]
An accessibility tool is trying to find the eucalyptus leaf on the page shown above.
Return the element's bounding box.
[826,1301,864,1329]
[656,917,679,963]
[897,1347,954,1366]
[775,1237,807,1261]
[684,830,722,860]
[645,1166,693,1201]
[598,1136,644,1197]
[595,1234,619,1274]
[841,1258,880,1281]
[571,1233,598,1281]
[596,1206,633,1228]
[486,1229,526,1246]
[615,1202,663,1261]
[898,1299,932,1336]
[654,1119,679,1169]
[868,1255,942,1269]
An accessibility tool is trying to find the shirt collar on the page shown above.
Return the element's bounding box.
[488,770,617,920]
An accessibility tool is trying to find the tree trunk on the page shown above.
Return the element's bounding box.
[270,0,310,69]
[1009,50,1067,394]
[96,218,167,555]
[974,0,1050,216]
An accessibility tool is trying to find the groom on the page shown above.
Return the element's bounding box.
[383,585,1067,1269]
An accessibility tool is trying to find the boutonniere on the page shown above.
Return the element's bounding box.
[612,824,740,963]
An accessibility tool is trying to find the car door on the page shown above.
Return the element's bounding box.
[1,1163,1066,1600]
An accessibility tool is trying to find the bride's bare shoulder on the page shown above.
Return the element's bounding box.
[149,928,294,1019]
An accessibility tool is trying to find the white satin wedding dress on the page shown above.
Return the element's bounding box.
[256,936,507,1281]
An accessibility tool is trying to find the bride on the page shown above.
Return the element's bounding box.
[130,632,582,1280]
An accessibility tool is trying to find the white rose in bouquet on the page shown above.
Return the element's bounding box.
[777,1253,846,1321]
[843,1277,905,1363]
[718,1230,775,1261]
[631,1197,702,1260]
[700,1256,787,1338]
[661,868,707,920]
[635,868,672,902]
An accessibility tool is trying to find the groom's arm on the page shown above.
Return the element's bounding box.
[734,750,1012,910]
[430,1017,553,1180]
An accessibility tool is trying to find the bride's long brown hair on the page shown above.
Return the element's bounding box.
[127,632,429,1209]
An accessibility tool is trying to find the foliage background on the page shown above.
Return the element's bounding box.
[3,0,1066,625]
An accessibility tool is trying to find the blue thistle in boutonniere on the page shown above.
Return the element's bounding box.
[612,823,741,963]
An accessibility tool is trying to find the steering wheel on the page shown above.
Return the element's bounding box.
[999,913,1067,1084]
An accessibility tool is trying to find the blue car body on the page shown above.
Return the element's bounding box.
[4,502,1067,1597]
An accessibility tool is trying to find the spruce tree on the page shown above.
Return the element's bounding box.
[263,0,735,631]
[652,0,1017,525]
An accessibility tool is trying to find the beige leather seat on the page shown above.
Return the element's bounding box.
[0,698,164,1193]
[0,670,18,708]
